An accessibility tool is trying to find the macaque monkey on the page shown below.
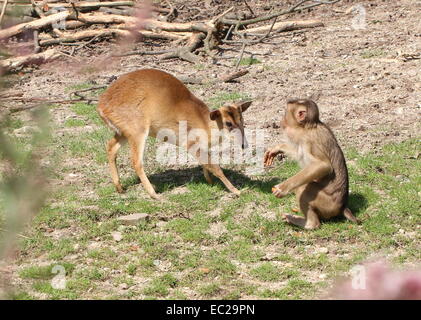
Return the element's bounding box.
[264,99,358,229]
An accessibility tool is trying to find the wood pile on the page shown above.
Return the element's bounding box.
[0,0,340,72]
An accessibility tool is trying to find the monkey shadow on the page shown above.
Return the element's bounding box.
[322,192,368,224]
[347,192,369,218]
[124,166,279,194]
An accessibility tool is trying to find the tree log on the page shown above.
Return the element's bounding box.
[0,48,61,71]
[38,28,191,46]
[71,13,211,33]
[36,1,135,9]
[0,10,69,39]
[160,32,205,63]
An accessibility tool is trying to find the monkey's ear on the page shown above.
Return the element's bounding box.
[210,110,221,121]
[297,109,307,123]
[237,100,252,112]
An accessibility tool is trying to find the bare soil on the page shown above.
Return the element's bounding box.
[1,0,420,300]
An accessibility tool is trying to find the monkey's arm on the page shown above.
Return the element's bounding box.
[264,143,296,167]
[273,147,332,197]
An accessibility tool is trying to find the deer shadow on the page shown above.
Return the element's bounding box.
[124,166,279,194]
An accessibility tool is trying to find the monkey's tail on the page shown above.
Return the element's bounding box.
[343,208,360,224]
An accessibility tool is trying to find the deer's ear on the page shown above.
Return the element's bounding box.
[210,110,221,121]
[237,100,252,112]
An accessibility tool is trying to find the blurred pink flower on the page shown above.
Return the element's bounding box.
[333,261,421,300]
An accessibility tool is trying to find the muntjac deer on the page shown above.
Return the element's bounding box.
[97,69,252,199]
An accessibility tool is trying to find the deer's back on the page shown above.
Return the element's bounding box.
[97,69,210,136]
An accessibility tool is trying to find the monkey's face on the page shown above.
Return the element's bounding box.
[284,103,307,127]
[209,101,252,149]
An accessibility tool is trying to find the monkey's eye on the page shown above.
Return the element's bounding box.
[225,121,233,128]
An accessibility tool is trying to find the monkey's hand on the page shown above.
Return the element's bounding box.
[264,148,283,167]
[272,183,289,198]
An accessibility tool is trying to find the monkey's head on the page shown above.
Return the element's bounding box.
[209,100,252,149]
[283,99,320,129]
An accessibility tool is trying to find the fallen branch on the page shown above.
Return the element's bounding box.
[179,69,249,84]
[38,28,191,46]
[221,0,340,26]
[37,1,135,9]
[0,0,8,27]
[217,69,249,83]
[8,97,95,113]
[70,85,106,101]
[0,48,61,72]
[240,19,323,34]
[0,10,70,39]
[160,32,205,63]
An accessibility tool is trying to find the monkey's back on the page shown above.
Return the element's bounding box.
[311,124,349,207]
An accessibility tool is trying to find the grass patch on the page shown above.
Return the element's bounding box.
[235,57,261,66]
[20,263,75,280]
[8,90,420,300]
[64,118,85,128]
[251,262,281,282]
[143,273,178,297]
[207,92,251,109]
[360,49,386,59]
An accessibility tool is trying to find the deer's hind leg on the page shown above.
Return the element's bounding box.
[107,133,126,193]
[127,128,159,199]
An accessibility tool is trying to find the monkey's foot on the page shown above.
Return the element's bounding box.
[282,213,320,230]
[282,213,307,228]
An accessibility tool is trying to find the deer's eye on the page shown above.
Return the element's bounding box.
[225,121,233,128]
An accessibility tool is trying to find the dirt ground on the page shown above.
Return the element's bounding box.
[6,0,421,150]
[1,0,420,300]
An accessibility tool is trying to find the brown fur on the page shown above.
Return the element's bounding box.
[97,68,251,199]
[264,99,358,229]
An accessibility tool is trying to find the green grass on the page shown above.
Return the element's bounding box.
[235,57,261,66]
[64,119,85,128]
[70,103,102,126]
[20,263,75,280]
[143,274,178,297]
[251,263,281,282]
[360,49,386,59]
[2,102,420,299]
[207,92,251,109]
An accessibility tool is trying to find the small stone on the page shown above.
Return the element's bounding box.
[318,247,329,254]
[319,274,327,279]
[156,221,167,228]
[13,126,39,136]
[117,213,149,225]
[111,231,123,242]
[255,66,264,74]
[153,260,161,266]
[119,283,128,290]
[88,241,101,250]
[117,225,126,232]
